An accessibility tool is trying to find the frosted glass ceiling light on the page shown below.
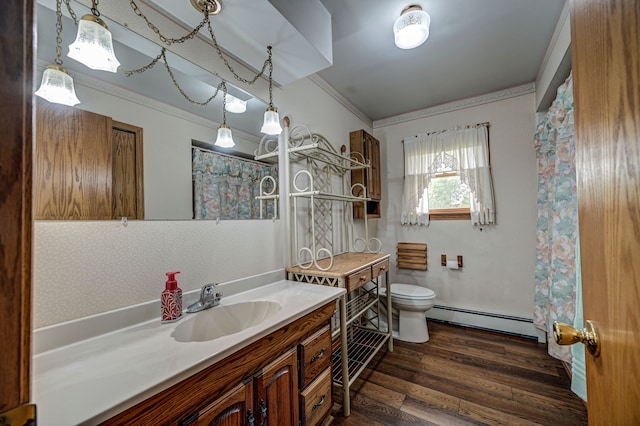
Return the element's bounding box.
[68,1,121,73]
[261,107,282,135]
[224,94,247,113]
[215,82,235,147]
[35,65,81,106]
[261,46,282,135]
[35,0,80,106]
[393,5,430,49]
[215,124,235,147]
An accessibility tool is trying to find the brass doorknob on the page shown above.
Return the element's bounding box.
[553,320,601,357]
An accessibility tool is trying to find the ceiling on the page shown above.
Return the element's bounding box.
[316,0,566,121]
[36,0,566,130]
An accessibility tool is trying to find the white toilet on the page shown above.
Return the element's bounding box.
[379,283,436,343]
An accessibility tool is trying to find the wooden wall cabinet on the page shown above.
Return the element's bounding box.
[350,130,381,218]
[101,302,335,426]
[35,100,144,220]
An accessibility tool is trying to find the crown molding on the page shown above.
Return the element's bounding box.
[373,82,536,129]
[307,73,372,126]
[35,59,260,144]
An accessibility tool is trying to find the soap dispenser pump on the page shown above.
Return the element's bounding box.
[161,271,182,323]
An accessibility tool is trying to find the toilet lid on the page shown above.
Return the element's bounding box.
[380,283,435,300]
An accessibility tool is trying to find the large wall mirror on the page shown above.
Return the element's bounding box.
[35,1,274,221]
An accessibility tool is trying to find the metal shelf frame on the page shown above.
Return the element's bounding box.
[263,119,393,417]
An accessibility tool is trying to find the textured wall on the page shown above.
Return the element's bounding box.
[33,220,282,327]
[374,92,538,319]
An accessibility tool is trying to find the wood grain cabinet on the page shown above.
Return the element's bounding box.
[35,100,144,220]
[101,302,335,426]
[350,129,382,218]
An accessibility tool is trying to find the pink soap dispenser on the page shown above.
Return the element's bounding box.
[161,271,183,323]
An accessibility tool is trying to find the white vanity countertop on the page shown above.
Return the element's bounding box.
[32,280,344,426]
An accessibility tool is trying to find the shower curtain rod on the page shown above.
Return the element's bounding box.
[191,144,271,166]
[403,121,491,141]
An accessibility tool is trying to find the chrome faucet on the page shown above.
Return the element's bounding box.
[186,283,223,313]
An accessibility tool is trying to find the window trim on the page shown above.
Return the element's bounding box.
[429,207,471,221]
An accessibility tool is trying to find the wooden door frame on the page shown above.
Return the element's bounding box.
[0,0,34,413]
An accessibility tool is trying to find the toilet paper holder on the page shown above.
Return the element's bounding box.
[441,254,463,268]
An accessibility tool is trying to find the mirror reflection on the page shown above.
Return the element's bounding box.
[35,1,272,220]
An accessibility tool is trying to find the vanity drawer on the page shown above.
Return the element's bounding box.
[299,325,332,389]
[372,259,389,278]
[300,368,332,426]
[346,266,372,292]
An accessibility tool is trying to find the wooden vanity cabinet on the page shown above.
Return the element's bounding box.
[101,302,335,426]
[255,347,299,426]
[183,379,254,425]
[350,129,382,218]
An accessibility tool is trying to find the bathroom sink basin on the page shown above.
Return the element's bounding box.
[173,301,281,342]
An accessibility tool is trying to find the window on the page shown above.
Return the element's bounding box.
[401,124,495,226]
[425,171,471,221]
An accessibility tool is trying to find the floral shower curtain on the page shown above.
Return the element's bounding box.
[192,148,276,220]
[533,73,578,362]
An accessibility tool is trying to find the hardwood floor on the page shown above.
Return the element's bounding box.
[330,321,588,425]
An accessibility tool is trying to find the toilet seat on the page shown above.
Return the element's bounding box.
[380,283,435,300]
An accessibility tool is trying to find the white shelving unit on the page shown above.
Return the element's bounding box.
[255,118,393,417]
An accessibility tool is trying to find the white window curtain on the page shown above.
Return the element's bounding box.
[401,124,495,226]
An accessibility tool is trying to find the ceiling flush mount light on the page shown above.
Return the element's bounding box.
[35,0,80,106]
[393,5,431,49]
[68,0,121,72]
[224,94,247,114]
[260,46,283,135]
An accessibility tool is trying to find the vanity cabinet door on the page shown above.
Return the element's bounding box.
[179,380,254,426]
[255,347,299,426]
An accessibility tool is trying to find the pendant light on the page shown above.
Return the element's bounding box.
[35,0,80,106]
[215,83,235,148]
[393,5,431,50]
[260,46,282,135]
[68,0,121,72]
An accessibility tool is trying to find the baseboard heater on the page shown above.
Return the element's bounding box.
[427,305,546,342]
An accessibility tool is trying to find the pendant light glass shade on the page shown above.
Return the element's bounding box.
[215,124,235,147]
[68,15,121,73]
[35,65,81,106]
[260,107,282,135]
[224,94,247,113]
[393,5,430,49]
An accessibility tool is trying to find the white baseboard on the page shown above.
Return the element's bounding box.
[427,305,547,343]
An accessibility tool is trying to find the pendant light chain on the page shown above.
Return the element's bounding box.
[54,0,64,65]
[128,0,271,86]
[221,81,228,124]
[63,0,78,25]
[204,14,271,85]
[91,0,100,17]
[129,0,207,46]
[267,46,274,107]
